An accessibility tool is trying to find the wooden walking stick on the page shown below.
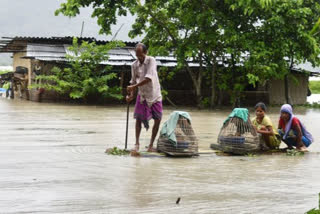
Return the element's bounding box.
[125,102,130,150]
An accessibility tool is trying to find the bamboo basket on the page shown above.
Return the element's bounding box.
[157,116,198,157]
[211,116,260,155]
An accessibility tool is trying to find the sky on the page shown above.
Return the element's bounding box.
[0,0,139,65]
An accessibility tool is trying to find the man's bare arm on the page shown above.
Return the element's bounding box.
[127,78,151,93]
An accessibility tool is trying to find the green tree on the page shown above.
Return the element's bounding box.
[32,38,124,102]
[129,0,221,106]
[56,0,320,106]
[56,0,229,107]
[310,18,320,36]
[230,0,320,104]
[129,0,263,106]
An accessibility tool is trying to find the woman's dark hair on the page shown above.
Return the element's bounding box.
[135,43,148,53]
[255,102,267,112]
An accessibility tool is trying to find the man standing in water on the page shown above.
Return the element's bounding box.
[126,43,163,152]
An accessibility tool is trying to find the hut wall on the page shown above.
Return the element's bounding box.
[13,52,32,86]
[241,91,269,106]
[268,73,308,105]
[289,74,309,104]
[12,52,31,99]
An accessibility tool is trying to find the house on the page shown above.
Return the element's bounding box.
[0,36,318,105]
[0,36,199,104]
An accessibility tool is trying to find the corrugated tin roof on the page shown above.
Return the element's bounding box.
[30,43,201,67]
[2,36,137,45]
[2,36,319,71]
[21,43,181,67]
[27,43,66,58]
[107,48,136,61]
[128,49,137,60]
[32,56,66,62]
[64,45,137,62]
[295,62,320,74]
[108,48,133,55]
[0,36,137,53]
[27,45,201,67]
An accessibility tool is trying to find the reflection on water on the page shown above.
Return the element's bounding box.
[0,98,320,213]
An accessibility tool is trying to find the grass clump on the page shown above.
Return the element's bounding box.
[309,81,320,94]
[302,102,320,108]
[105,147,130,156]
[286,149,304,156]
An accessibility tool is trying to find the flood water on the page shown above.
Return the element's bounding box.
[0,98,320,214]
[308,94,320,104]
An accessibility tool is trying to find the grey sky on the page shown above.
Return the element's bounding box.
[0,0,139,65]
[0,0,138,40]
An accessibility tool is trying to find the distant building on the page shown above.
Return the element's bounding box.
[0,36,319,105]
[0,36,139,102]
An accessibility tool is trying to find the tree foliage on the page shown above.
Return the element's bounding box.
[231,0,320,103]
[56,0,320,106]
[310,18,320,36]
[32,38,124,101]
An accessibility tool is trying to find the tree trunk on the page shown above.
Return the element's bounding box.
[218,89,223,106]
[285,55,293,105]
[230,53,240,107]
[284,74,292,105]
[194,81,202,107]
[285,54,294,105]
[184,60,202,108]
[210,63,217,109]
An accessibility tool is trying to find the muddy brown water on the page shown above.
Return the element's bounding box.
[0,98,320,214]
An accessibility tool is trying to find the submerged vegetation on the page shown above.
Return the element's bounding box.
[307,193,320,214]
[301,103,320,109]
[286,149,305,156]
[105,147,130,156]
[245,153,257,157]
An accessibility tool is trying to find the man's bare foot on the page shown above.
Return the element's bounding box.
[147,146,157,152]
[132,144,140,152]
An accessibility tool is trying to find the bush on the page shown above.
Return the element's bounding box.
[32,38,124,101]
[0,70,11,75]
